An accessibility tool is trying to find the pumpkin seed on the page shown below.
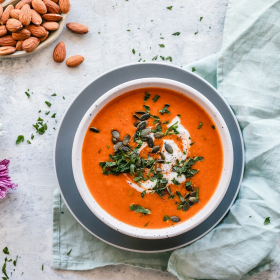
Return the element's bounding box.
[190,192,196,197]
[141,136,149,141]
[189,197,199,203]
[160,152,165,160]
[90,127,99,133]
[111,130,120,139]
[151,145,160,153]
[135,111,146,114]
[133,132,138,142]
[156,167,162,172]
[154,132,164,139]
[157,159,165,163]
[112,137,117,144]
[182,202,190,212]
[137,121,147,131]
[113,142,122,151]
[146,136,154,148]
[165,143,173,154]
[140,113,150,121]
[184,193,190,200]
[122,135,131,145]
[121,146,130,153]
[133,114,140,120]
[134,121,140,127]
[170,216,180,223]
[141,128,151,137]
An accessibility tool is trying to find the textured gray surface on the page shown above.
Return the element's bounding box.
[0,0,278,279]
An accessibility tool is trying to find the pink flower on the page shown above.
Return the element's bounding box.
[0,159,17,199]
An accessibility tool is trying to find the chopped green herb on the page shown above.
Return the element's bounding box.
[27,140,31,144]
[152,55,158,60]
[172,178,180,186]
[264,217,270,225]
[38,110,41,113]
[129,204,151,215]
[190,142,195,146]
[177,114,181,118]
[51,113,56,118]
[127,29,130,31]
[16,135,24,145]
[158,44,165,48]
[13,256,18,267]
[166,56,172,62]
[194,31,198,35]
[132,49,135,54]
[25,91,30,98]
[42,264,44,271]
[45,101,51,107]
[144,222,149,227]
[172,32,180,36]
[162,120,169,124]
[153,95,160,102]
[196,187,199,199]
[160,56,165,60]
[63,96,65,100]
[166,6,173,10]
[143,105,150,113]
[51,93,57,96]
[163,215,170,221]
[3,247,9,255]
[67,249,72,256]
[141,190,146,198]
[159,104,170,115]
[45,111,50,115]
[31,133,34,140]
[192,67,196,72]
[198,122,203,129]
[160,37,164,39]
[200,17,203,21]
[211,125,215,129]
[144,92,150,102]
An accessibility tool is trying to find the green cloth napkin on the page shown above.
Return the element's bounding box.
[53,0,280,278]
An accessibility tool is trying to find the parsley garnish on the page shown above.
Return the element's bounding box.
[165,121,179,135]
[31,134,34,140]
[152,55,158,60]
[51,93,57,96]
[63,96,65,100]
[198,122,203,129]
[25,91,30,98]
[163,215,170,221]
[159,104,170,115]
[45,111,50,115]
[200,17,203,21]
[166,6,172,10]
[27,140,31,144]
[3,247,9,255]
[194,31,198,35]
[211,125,215,129]
[192,67,196,72]
[153,95,160,102]
[42,264,44,271]
[160,56,165,60]
[16,135,24,145]
[158,44,165,48]
[144,222,149,227]
[177,114,181,118]
[45,101,51,107]
[141,190,146,198]
[33,118,48,135]
[51,113,56,118]
[166,56,172,62]
[143,105,150,113]
[172,32,180,36]
[129,204,151,215]
[190,142,195,146]
[132,49,135,54]
[144,92,150,102]
[264,217,270,225]
[172,178,180,186]
[67,249,72,256]
[162,120,169,124]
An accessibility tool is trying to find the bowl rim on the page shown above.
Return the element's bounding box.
[72,77,234,239]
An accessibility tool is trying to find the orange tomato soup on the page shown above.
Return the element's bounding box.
[82,88,223,229]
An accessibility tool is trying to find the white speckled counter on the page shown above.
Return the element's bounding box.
[0,0,279,279]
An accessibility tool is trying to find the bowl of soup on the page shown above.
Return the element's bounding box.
[72,78,233,239]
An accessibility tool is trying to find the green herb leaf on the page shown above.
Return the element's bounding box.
[144,92,150,102]
[45,101,51,107]
[63,96,65,100]
[129,204,151,214]
[190,142,195,146]
[42,264,44,271]
[264,217,270,225]
[172,178,180,186]
[51,93,57,96]
[51,113,56,118]
[163,215,170,221]
[152,55,158,60]
[211,125,215,129]
[198,122,203,129]
[200,17,203,21]
[143,105,150,113]
[192,67,196,72]
[176,191,185,202]
[3,247,9,255]
[25,91,30,98]
[159,104,170,115]
[132,49,135,54]
[45,111,50,115]
[141,190,146,198]
[144,222,149,227]
[67,249,72,256]
[172,32,180,36]
[158,44,165,48]
[165,56,172,62]
[194,31,198,35]
[16,135,24,145]
[27,140,31,144]
[166,6,172,10]
[196,187,199,199]
[160,55,165,60]
[152,95,160,103]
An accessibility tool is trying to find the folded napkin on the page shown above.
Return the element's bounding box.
[53,0,280,278]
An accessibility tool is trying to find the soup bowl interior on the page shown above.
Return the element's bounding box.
[72,78,233,239]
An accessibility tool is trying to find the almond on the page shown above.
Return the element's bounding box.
[53,41,65,62]
[15,0,32,9]
[10,9,21,19]
[50,0,59,3]
[59,0,70,14]
[6,18,23,32]
[16,40,23,51]
[66,55,84,67]
[12,28,31,40]
[66,22,88,34]
[42,13,62,21]
[30,9,42,25]
[43,0,60,14]
[26,24,47,37]
[41,21,58,31]
[19,4,31,25]
[0,25,7,37]
[32,0,47,14]
[0,46,16,55]
[1,5,14,25]
[0,35,16,46]
[22,36,40,52]
[0,4,3,19]
[39,30,48,41]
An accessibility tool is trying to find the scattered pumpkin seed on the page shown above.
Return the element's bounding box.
[170,216,180,223]
[182,202,190,212]
[112,137,117,144]
[113,142,122,151]
[140,113,150,121]
[141,128,151,137]
[121,146,130,153]
[154,131,164,139]
[160,152,165,160]
[189,197,199,203]
[184,193,190,200]
[111,130,120,139]
[135,111,146,114]
[122,134,131,145]
[151,145,160,153]
[133,114,140,120]
[165,143,173,154]
[90,127,99,133]
[146,136,154,148]
[137,121,147,131]
[136,158,141,167]
[134,121,140,127]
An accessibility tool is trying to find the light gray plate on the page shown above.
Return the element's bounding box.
[54,62,244,253]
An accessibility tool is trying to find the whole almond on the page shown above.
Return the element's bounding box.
[1,5,14,25]
[10,9,21,19]
[30,9,42,25]
[26,24,47,38]
[41,21,59,31]
[32,0,47,14]
[39,30,48,41]
[19,4,31,25]
[0,35,16,46]
[0,46,16,55]
[0,4,3,19]
[22,36,40,52]
[59,0,70,14]
[42,13,62,21]
[6,18,23,32]
[15,0,32,9]
[66,22,88,34]
[66,55,84,67]
[16,40,23,51]
[43,0,60,14]
[0,25,7,37]
[12,28,31,40]
[53,41,65,63]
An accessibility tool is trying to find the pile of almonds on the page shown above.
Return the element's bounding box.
[0,0,88,67]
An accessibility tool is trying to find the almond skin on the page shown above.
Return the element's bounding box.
[43,0,61,14]
[32,0,47,14]
[30,9,42,25]
[66,55,84,67]
[59,0,70,14]
[50,0,59,3]
[6,18,23,32]
[0,46,16,55]
[12,28,31,40]
[0,25,7,37]
[53,41,65,63]
[1,5,14,25]
[41,21,59,31]
[15,0,32,9]
[22,36,40,52]
[0,35,16,46]
[16,40,23,51]
[0,4,3,19]
[10,9,21,20]
[66,22,89,34]
[26,24,47,37]
[19,4,31,25]
[39,30,48,41]
[42,13,62,21]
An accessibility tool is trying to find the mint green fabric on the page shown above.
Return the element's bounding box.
[53,0,280,278]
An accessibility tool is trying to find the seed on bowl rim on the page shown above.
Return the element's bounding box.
[89,127,99,133]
